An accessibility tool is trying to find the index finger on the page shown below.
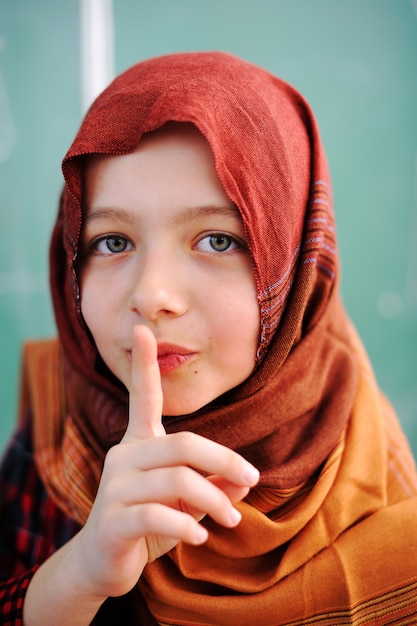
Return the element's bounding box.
[124,325,166,441]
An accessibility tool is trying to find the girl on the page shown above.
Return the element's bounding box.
[1,52,417,625]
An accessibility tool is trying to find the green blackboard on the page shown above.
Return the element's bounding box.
[1,0,416,457]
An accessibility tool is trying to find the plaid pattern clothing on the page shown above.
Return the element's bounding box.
[0,415,80,625]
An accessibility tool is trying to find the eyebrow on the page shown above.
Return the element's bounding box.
[84,204,242,227]
[84,207,137,225]
[168,204,241,227]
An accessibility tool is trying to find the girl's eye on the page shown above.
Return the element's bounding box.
[198,234,240,253]
[94,235,131,254]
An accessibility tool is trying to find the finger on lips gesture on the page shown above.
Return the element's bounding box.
[123,324,166,441]
[124,324,259,537]
[81,325,259,596]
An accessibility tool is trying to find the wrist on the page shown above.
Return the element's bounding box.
[23,532,107,626]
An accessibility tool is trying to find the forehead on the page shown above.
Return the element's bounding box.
[82,123,238,218]
[85,122,209,176]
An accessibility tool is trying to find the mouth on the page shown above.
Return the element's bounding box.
[156,343,197,374]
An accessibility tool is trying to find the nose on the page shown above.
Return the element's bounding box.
[127,249,188,322]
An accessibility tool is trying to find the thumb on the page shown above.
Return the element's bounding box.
[123,325,166,441]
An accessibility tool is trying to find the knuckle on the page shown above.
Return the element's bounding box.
[225,447,241,473]
[177,430,197,449]
[215,447,244,484]
[168,466,193,492]
[103,444,122,470]
[172,430,198,457]
[136,503,155,531]
[104,475,124,504]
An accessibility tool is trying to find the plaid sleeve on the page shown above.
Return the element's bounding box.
[0,567,39,626]
[0,416,80,624]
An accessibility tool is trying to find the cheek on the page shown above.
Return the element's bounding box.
[80,295,93,333]
[79,273,94,325]
[216,294,260,364]
[240,305,261,359]
[79,275,105,344]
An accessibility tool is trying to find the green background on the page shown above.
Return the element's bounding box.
[1,0,416,456]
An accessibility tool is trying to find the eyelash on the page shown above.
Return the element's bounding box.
[197,233,241,253]
[90,235,133,255]
[88,232,243,256]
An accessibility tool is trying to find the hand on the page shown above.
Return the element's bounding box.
[75,325,260,600]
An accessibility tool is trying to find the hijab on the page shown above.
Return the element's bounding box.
[49,51,357,484]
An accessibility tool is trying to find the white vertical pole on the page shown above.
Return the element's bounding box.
[80,0,114,113]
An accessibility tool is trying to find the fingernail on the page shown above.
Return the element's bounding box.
[229,508,242,525]
[195,526,209,544]
[243,464,260,485]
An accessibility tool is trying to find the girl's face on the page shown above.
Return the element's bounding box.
[80,124,260,416]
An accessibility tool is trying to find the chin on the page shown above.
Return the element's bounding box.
[162,394,210,418]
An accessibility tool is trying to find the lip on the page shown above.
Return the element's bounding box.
[156,343,197,374]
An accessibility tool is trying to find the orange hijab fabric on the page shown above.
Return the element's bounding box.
[26,52,417,623]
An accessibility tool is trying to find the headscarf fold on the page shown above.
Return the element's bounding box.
[23,52,417,623]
